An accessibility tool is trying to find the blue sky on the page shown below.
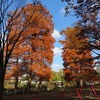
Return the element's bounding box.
[40,0,79,72]
[28,0,78,71]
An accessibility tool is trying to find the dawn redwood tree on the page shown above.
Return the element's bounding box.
[61,0,100,59]
[23,4,55,89]
[0,0,49,99]
[60,27,97,83]
[28,5,55,89]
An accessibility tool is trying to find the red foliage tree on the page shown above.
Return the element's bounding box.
[60,27,98,83]
[5,3,55,90]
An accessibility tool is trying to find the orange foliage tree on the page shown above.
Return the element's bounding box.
[0,1,31,98]
[5,3,55,90]
[0,0,55,98]
[27,4,55,88]
[6,41,32,89]
[60,27,98,84]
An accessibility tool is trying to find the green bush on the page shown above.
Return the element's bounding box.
[41,85,47,91]
[31,83,36,89]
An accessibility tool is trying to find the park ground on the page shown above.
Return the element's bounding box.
[4,85,100,100]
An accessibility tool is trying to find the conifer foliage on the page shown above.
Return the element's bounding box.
[60,27,97,82]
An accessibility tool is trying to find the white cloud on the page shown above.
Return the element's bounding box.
[53,47,62,56]
[51,64,63,72]
[52,29,62,40]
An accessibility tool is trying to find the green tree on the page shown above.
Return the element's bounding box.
[50,69,65,87]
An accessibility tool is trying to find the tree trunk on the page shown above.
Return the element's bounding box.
[38,80,42,92]
[26,78,32,93]
[15,76,18,89]
[0,70,4,100]
[0,48,4,100]
[76,80,80,88]
[27,81,31,90]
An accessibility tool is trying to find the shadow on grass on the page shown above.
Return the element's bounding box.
[4,90,100,100]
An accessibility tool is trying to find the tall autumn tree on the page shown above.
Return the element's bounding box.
[20,3,55,88]
[27,4,55,89]
[61,0,100,59]
[0,0,27,99]
[60,27,97,83]
[5,3,55,91]
[0,0,50,99]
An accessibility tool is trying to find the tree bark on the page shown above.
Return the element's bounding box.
[0,70,4,100]
[0,47,4,100]
[76,80,80,88]
[38,80,42,92]
[15,76,18,89]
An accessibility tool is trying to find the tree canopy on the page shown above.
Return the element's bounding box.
[61,0,100,59]
[60,27,98,82]
[0,1,55,99]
